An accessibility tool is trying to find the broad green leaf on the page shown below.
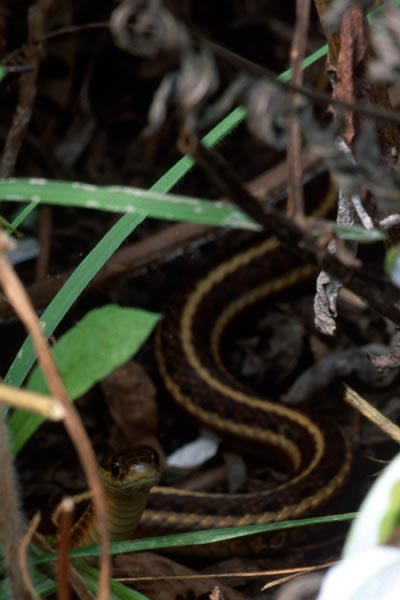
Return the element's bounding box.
[9,305,159,454]
[4,215,145,391]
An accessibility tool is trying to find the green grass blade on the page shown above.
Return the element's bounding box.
[4,214,145,389]
[0,179,258,230]
[32,513,356,563]
[10,201,38,230]
[2,562,151,599]
[77,562,150,600]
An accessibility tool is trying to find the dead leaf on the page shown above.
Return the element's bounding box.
[102,361,161,454]
[112,552,248,600]
[332,5,369,146]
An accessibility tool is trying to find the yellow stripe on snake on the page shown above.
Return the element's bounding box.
[72,193,351,556]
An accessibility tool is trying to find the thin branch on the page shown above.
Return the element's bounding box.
[0,383,65,419]
[33,533,95,600]
[345,385,400,443]
[6,17,400,128]
[287,0,312,220]
[19,513,41,600]
[116,560,338,583]
[182,138,400,325]
[0,412,32,600]
[0,0,56,178]
[57,498,74,600]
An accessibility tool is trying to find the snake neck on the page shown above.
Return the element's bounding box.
[70,487,152,548]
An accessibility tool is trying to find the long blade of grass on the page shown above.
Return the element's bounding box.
[0,179,258,230]
[77,562,150,600]
[32,513,356,563]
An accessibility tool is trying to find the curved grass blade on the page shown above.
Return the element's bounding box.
[33,513,357,563]
[0,178,258,230]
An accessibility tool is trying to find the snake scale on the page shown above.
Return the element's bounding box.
[71,193,352,556]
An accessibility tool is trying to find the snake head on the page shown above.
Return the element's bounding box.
[100,445,161,494]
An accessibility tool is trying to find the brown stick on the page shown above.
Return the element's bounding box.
[19,513,42,600]
[0,0,56,178]
[33,532,95,600]
[35,206,53,283]
[287,0,312,220]
[314,0,400,164]
[56,498,74,600]
[0,413,32,600]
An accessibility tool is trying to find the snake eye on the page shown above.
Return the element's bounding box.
[151,449,160,468]
[110,461,120,478]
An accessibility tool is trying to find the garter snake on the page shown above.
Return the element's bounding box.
[72,191,351,556]
[144,190,352,555]
[70,446,160,547]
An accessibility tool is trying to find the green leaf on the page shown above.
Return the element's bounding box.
[2,562,151,600]
[331,223,386,243]
[9,305,159,454]
[78,562,150,600]
[379,480,400,544]
[32,513,356,563]
[385,244,400,287]
[344,452,400,558]
[0,179,258,231]
[10,201,38,230]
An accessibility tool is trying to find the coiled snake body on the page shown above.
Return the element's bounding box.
[73,198,352,556]
[144,234,351,555]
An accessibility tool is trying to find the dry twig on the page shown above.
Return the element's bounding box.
[287,0,311,220]
[0,0,56,178]
[345,385,400,444]
[19,513,41,600]
[56,498,74,600]
[0,412,32,600]
[0,383,64,419]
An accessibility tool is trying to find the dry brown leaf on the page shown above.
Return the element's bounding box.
[332,5,369,146]
[101,361,161,454]
[112,552,248,600]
